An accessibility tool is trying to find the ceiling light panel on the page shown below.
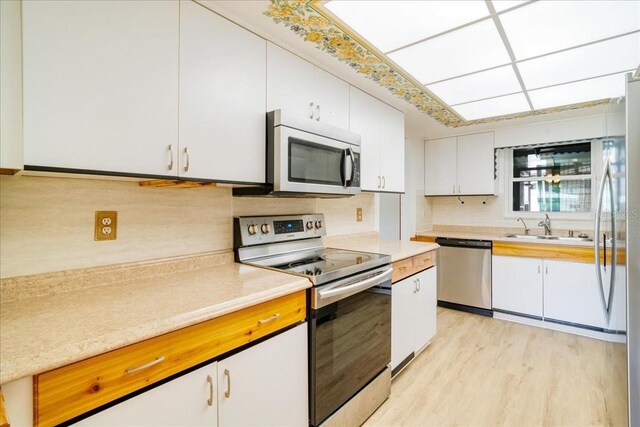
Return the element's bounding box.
[452,93,531,120]
[529,73,627,110]
[426,65,522,105]
[324,1,490,53]
[491,1,530,13]
[389,19,511,84]
[500,1,640,60]
[518,33,640,89]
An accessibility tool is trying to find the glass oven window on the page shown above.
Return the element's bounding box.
[289,138,343,185]
[310,286,391,425]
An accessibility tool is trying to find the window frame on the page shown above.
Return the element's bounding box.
[504,139,602,221]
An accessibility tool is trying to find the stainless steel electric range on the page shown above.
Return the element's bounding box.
[234,214,392,426]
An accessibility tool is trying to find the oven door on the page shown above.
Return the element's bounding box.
[273,125,361,196]
[310,266,392,426]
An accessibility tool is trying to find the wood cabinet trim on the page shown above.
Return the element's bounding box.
[392,250,436,283]
[34,291,306,427]
[412,236,436,243]
[492,241,626,265]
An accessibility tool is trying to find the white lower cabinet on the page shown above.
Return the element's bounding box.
[75,362,218,426]
[74,324,307,426]
[492,256,543,317]
[492,256,626,332]
[391,267,437,371]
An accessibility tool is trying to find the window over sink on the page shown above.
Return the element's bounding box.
[510,141,593,213]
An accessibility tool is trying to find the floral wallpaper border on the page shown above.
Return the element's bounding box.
[264,0,611,128]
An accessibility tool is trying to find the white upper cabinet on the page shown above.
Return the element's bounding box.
[424,137,457,195]
[349,86,405,193]
[266,42,349,128]
[456,132,495,195]
[22,1,180,176]
[424,132,495,196]
[179,1,266,183]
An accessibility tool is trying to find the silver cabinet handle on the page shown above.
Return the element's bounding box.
[206,375,213,406]
[413,279,417,293]
[258,313,280,324]
[224,368,231,398]
[309,102,314,119]
[125,355,165,374]
[378,176,381,188]
[382,176,386,188]
[184,147,190,173]
[168,144,174,171]
[545,265,548,275]
[316,104,320,121]
[453,184,456,194]
[458,185,461,193]
[538,264,541,274]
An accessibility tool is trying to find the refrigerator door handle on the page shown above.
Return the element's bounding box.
[594,158,615,324]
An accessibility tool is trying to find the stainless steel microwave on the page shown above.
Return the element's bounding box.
[234,110,361,198]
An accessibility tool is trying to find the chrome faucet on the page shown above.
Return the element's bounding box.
[538,214,552,236]
[517,217,530,235]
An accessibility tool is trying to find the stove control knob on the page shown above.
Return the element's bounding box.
[247,224,257,235]
[306,221,314,230]
[315,220,323,229]
[261,224,270,234]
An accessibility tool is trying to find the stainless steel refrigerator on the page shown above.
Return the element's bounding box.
[601,72,640,426]
[623,72,639,427]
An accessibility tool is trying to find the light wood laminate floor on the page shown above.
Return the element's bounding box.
[366,308,628,427]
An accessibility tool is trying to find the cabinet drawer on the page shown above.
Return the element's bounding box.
[413,251,436,270]
[392,250,437,283]
[35,290,306,427]
[391,257,414,283]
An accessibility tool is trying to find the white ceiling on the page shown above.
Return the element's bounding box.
[325,0,640,121]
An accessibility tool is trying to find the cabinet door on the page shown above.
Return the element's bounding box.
[414,267,437,352]
[74,362,217,426]
[391,277,416,370]
[379,103,405,193]
[218,324,308,427]
[179,1,266,183]
[349,87,381,191]
[22,1,179,176]
[313,67,349,128]
[456,132,495,195]
[492,256,543,317]
[266,42,314,119]
[543,260,606,328]
[424,138,457,195]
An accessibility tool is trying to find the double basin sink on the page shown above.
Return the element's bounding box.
[505,234,593,243]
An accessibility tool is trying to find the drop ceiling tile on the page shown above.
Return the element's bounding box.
[500,1,640,59]
[452,92,531,120]
[529,73,627,110]
[518,33,640,89]
[325,1,490,53]
[427,65,522,105]
[492,1,529,13]
[389,19,511,84]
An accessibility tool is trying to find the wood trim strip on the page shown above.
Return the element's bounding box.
[34,291,306,427]
[138,179,218,188]
[0,388,9,427]
[392,250,437,283]
[492,241,626,265]
[412,236,436,243]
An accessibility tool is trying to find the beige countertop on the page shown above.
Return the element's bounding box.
[324,232,439,262]
[0,253,311,385]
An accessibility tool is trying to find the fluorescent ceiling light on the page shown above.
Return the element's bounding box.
[529,73,627,110]
[324,1,489,53]
[500,1,640,59]
[518,33,640,89]
[491,1,529,13]
[452,93,531,120]
[427,65,522,105]
[389,19,510,84]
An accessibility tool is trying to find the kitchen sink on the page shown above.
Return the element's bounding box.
[504,234,593,242]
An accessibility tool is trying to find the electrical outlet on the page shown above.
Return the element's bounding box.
[95,211,117,241]
[356,208,363,222]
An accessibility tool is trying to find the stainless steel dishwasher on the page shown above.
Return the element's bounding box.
[435,237,492,316]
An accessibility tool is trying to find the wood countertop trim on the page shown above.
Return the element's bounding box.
[493,241,626,264]
[0,388,8,427]
[392,250,436,283]
[412,236,436,243]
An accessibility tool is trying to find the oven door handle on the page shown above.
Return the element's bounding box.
[317,268,392,303]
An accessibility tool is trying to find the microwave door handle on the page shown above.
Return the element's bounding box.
[340,149,348,187]
[344,148,354,187]
[348,148,355,184]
